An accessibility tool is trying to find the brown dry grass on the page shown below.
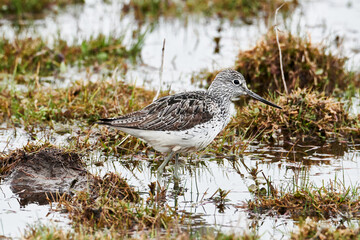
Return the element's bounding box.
[227,89,359,142]
[243,180,360,221]
[291,218,360,240]
[193,31,359,96]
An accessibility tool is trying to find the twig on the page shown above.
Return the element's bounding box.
[153,39,166,102]
[274,3,288,95]
[115,135,130,147]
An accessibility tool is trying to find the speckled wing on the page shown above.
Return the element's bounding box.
[98,91,218,131]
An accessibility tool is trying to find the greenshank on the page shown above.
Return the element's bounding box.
[98,69,281,178]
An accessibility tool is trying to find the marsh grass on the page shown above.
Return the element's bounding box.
[23,224,260,240]
[1,144,181,238]
[190,30,360,143]
[0,78,161,154]
[227,89,360,143]
[0,145,24,177]
[56,172,182,238]
[0,141,55,177]
[0,78,156,126]
[243,177,360,221]
[123,0,298,23]
[0,34,145,83]
[0,0,84,19]
[23,225,124,240]
[235,32,359,95]
[291,218,360,240]
[193,31,359,96]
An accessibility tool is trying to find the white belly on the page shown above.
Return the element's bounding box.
[116,119,226,153]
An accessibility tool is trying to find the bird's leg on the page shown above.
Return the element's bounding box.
[156,151,175,196]
[174,153,180,180]
[157,151,175,179]
[173,153,180,196]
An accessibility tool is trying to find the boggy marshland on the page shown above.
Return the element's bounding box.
[1,0,360,239]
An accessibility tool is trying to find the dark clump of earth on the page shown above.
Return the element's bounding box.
[4,148,93,206]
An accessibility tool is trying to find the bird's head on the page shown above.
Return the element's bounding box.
[208,69,282,109]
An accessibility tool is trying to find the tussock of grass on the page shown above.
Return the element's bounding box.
[123,0,298,23]
[92,172,140,203]
[0,0,84,19]
[235,32,358,95]
[291,218,360,240]
[227,89,359,142]
[58,173,179,236]
[0,34,144,82]
[0,142,55,177]
[0,146,24,177]
[244,180,360,221]
[194,32,359,96]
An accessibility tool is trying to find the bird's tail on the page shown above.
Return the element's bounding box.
[96,118,116,126]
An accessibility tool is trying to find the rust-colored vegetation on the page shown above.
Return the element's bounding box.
[0,142,55,177]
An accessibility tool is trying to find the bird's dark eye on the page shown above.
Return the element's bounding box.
[233,80,240,85]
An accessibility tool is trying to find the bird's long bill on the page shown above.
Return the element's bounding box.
[246,89,282,109]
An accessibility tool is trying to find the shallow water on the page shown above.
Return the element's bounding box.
[87,140,360,239]
[0,184,69,238]
[1,0,360,238]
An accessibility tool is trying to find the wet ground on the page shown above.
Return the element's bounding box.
[1,0,360,239]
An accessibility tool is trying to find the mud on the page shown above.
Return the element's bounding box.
[4,148,92,206]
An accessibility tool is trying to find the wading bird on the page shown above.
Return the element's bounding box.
[98,69,281,178]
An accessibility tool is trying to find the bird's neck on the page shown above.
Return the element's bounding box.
[207,86,232,105]
[207,88,232,117]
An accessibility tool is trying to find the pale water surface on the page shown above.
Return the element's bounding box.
[0,0,360,238]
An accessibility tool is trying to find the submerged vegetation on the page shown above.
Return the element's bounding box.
[123,0,298,23]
